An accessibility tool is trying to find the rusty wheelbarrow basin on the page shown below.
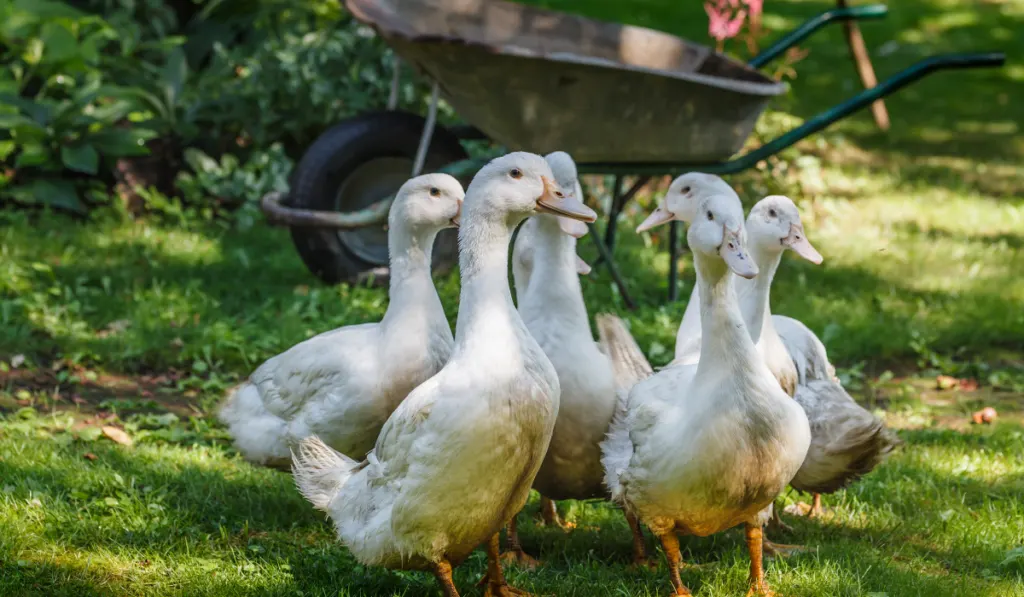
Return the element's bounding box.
[346,0,787,164]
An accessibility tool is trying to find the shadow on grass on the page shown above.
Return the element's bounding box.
[0,420,1022,596]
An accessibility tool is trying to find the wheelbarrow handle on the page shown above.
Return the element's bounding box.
[727,52,1007,173]
[260,191,393,229]
[576,51,1005,177]
[748,4,889,69]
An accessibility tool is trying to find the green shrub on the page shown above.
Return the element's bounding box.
[174,143,292,228]
[0,0,165,213]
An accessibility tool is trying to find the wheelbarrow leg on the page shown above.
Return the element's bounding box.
[594,175,651,268]
[604,175,626,253]
[387,54,402,111]
[410,83,441,178]
[586,222,636,311]
[837,0,889,131]
[667,220,681,302]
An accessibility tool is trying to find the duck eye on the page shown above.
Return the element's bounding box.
[768,208,777,218]
[509,168,523,179]
[429,187,440,197]
[682,186,692,194]
[706,210,714,221]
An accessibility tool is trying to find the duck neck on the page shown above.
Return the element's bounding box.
[518,219,590,334]
[694,253,761,380]
[735,244,783,343]
[380,223,443,332]
[453,214,526,354]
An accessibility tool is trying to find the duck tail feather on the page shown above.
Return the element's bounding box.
[596,313,653,393]
[291,436,361,512]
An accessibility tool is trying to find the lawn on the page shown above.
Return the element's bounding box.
[2,0,1024,595]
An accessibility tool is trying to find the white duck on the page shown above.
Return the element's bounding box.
[600,193,811,596]
[674,195,822,378]
[774,316,900,518]
[674,196,898,522]
[498,151,623,567]
[291,152,597,597]
[218,173,463,467]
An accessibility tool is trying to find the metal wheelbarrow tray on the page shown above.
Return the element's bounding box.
[263,0,1004,304]
[347,0,786,164]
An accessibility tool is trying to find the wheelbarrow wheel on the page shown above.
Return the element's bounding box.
[288,111,468,285]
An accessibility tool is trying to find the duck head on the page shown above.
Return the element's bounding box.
[544,151,591,240]
[391,172,464,231]
[466,152,597,226]
[745,195,823,264]
[636,172,737,233]
[687,194,759,279]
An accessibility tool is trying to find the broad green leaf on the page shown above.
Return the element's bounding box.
[0,141,15,161]
[14,179,86,214]
[0,112,38,130]
[61,144,99,175]
[14,144,50,168]
[0,94,54,125]
[162,47,188,108]
[183,148,220,174]
[40,21,78,65]
[22,38,44,66]
[89,128,156,158]
[13,0,85,20]
[88,99,135,124]
[111,87,169,121]
[12,122,47,142]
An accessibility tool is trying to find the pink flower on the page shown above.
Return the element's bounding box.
[705,1,747,41]
[742,0,763,19]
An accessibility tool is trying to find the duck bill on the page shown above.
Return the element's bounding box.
[720,227,759,279]
[636,206,675,233]
[782,224,822,264]
[536,176,597,223]
[575,254,592,275]
[450,199,463,228]
[558,216,589,239]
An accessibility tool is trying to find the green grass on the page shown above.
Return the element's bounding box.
[2,0,1024,595]
[1,397,1022,596]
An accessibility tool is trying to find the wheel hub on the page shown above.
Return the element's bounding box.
[334,156,412,265]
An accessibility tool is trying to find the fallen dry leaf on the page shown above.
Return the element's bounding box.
[936,375,958,390]
[101,426,134,446]
[958,378,979,392]
[971,407,997,425]
[83,453,97,461]
[784,502,813,517]
[96,319,131,339]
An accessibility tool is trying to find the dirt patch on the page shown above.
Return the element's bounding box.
[0,367,204,417]
[875,376,1024,431]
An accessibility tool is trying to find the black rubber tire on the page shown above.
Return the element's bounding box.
[288,111,468,285]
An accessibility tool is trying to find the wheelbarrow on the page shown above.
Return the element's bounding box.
[261,0,1005,308]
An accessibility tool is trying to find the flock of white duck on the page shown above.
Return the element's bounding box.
[219,150,899,597]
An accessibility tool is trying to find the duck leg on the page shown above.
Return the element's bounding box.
[745,523,775,597]
[484,533,537,597]
[499,516,541,569]
[432,559,461,597]
[538,496,575,531]
[657,530,692,595]
[767,500,793,533]
[763,503,803,558]
[807,493,825,518]
[625,511,658,570]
